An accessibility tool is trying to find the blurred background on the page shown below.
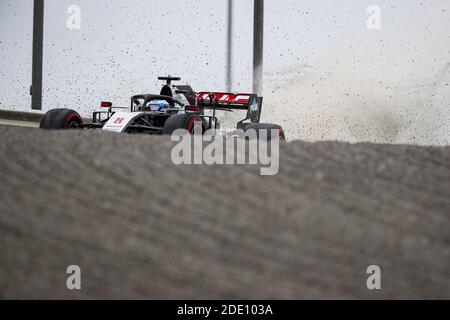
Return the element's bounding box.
[0,0,449,144]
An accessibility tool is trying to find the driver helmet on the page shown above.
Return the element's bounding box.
[145,99,170,112]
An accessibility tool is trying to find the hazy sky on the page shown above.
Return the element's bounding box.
[1,0,449,143]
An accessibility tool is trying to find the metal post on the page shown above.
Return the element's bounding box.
[31,0,44,110]
[225,0,233,92]
[253,0,264,95]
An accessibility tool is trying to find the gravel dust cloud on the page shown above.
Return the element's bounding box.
[263,52,450,145]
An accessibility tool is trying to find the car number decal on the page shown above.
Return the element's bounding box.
[102,112,144,133]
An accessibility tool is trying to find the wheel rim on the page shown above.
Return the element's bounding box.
[65,114,82,129]
[66,121,80,129]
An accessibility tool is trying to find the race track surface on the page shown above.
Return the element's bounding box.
[0,125,449,299]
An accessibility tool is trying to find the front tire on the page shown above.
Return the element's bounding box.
[40,108,83,129]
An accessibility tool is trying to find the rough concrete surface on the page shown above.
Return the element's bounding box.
[0,125,449,299]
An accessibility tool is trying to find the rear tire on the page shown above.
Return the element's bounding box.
[244,123,286,140]
[40,108,82,129]
[163,113,204,135]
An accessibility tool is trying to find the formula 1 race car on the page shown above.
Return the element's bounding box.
[40,76,285,139]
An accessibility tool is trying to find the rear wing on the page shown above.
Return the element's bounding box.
[197,92,263,123]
